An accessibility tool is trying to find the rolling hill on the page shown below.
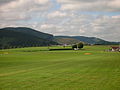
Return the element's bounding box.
[0,27,57,49]
[0,27,119,49]
[55,36,119,45]
[1,27,53,40]
[54,37,81,45]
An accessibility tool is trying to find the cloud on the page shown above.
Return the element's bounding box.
[0,0,52,21]
[0,0,51,12]
[112,15,120,19]
[57,0,120,12]
[0,0,53,31]
[0,0,120,42]
[0,0,16,5]
[39,13,120,41]
[108,0,120,8]
[40,24,55,29]
[47,11,67,18]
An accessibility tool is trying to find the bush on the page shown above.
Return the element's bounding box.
[72,44,77,49]
[78,42,84,48]
[72,42,84,49]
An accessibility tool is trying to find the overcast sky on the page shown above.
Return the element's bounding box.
[0,0,120,41]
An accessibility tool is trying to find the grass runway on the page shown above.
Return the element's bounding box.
[0,46,120,90]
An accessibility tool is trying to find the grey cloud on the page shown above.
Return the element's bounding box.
[0,0,52,21]
[40,13,120,41]
[0,0,16,5]
[0,0,120,42]
[58,0,120,12]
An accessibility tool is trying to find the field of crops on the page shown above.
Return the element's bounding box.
[0,46,120,90]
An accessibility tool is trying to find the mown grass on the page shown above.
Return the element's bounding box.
[0,45,120,90]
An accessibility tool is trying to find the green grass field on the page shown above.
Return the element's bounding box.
[0,46,120,90]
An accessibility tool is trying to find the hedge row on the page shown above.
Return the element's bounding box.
[49,48,73,51]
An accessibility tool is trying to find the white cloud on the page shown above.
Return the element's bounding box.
[35,0,49,4]
[60,4,80,10]
[112,15,120,19]
[47,11,67,18]
[40,24,55,29]
[109,0,120,8]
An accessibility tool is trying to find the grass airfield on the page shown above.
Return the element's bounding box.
[0,46,120,90]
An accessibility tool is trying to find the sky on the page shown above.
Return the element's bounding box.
[0,0,120,42]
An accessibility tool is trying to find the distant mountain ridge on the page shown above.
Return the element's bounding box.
[0,27,119,49]
[55,36,119,45]
[0,27,57,49]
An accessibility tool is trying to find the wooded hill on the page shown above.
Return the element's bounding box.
[0,27,57,49]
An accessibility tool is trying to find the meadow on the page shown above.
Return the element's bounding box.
[0,45,120,90]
